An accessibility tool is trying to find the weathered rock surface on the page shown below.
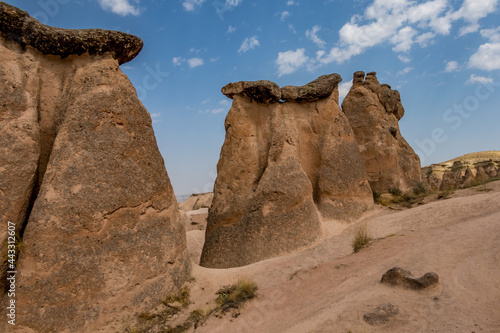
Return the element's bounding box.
[0,2,142,64]
[381,267,439,290]
[363,302,399,326]
[422,151,500,191]
[179,192,214,211]
[0,4,189,332]
[342,71,422,193]
[200,75,373,268]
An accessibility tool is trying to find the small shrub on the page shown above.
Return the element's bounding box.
[388,187,402,197]
[352,226,372,253]
[372,190,381,202]
[413,182,427,195]
[163,286,190,308]
[437,189,454,200]
[216,279,258,313]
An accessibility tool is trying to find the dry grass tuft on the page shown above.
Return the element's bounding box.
[352,226,372,253]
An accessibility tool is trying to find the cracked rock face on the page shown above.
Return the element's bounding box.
[342,71,422,193]
[0,4,189,332]
[200,75,373,268]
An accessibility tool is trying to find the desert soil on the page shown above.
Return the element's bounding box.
[183,181,500,333]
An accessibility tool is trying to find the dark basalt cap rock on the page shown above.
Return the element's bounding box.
[0,2,143,64]
[281,73,342,102]
[221,80,282,104]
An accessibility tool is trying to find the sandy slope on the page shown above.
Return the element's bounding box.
[185,181,500,333]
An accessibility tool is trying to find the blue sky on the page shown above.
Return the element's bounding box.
[7,0,500,196]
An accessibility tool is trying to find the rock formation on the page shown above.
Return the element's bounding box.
[421,151,500,191]
[381,267,439,290]
[0,3,189,332]
[179,192,214,211]
[342,71,423,193]
[200,74,374,268]
[363,303,399,326]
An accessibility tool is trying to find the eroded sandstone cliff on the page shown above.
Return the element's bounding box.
[0,3,189,332]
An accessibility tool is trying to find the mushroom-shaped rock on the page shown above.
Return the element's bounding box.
[0,3,189,332]
[0,2,142,64]
[281,73,342,102]
[201,73,373,268]
[221,80,281,104]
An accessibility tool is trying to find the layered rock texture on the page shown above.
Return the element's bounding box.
[422,151,500,190]
[200,74,374,268]
[0,3,189,332]
[342,71,422,193]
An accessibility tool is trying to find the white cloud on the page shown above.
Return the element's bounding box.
[481,27,500,43]
[444,60,459,72]
[97,0,140,16]
[182,0,206,11]
[287,0,298,5]
[238,36,260,54]
[227,25,236,33]
[466,74,494,85]
[306,25,327,48]
[199,108,226,115]
[415,32,435,47]
[172,57,185,66]
[187,57,204,68]
[201,99,211,104]
[396,66,413,76]
[314,0,499,66]
[468,43,500,70]
[338,80,353,101]
[150,112,161,124]
[275,48,309,76]
[210,56,220,62]
[280,11,291,21]
[452,0,499,23]
[289,23,297,34]
[219,99,231,106]
[398,54,411,63]
[391,26,417,52]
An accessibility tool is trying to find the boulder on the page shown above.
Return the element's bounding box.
[200,74,373,268]
[342,71,422,193]
[363,302,399,326]
[381,267,439,290]
[0,3,189,332]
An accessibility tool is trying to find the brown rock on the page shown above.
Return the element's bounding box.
[381,267,439,290]
[178,192,214,211]
[342,71,422,193]
[200,74,373,268]
[0,2,142,64]
[1,5,189,332]
[221,80,281,104]
[281,73,342,102]
[440,170,458,191]
[363,302,399,326]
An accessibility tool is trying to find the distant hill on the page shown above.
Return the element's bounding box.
[425,150,500,167]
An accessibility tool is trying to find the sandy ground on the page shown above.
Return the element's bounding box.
[183,181,500,333]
